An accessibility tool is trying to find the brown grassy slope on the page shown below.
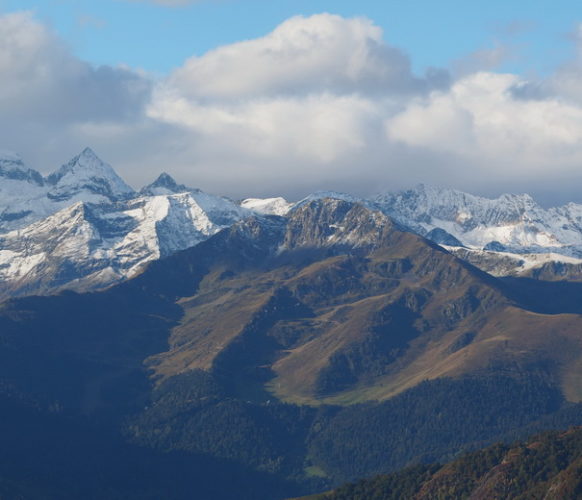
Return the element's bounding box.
[144,201,582,405]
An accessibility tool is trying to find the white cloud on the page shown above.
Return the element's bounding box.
[168,14,448,99]
[388,72,582,165]
[136,13,450,195]
[148,89,384,163]
[2,11,582,204]
[0,11,152,172]
[0,11,150,123]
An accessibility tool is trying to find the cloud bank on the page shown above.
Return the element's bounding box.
[2,11,582,204]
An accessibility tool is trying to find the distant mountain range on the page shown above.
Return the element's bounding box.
[1,148,582,300]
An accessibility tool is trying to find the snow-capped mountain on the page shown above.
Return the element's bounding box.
[0,151,51,232]
[0,150,44,185]
[445,246,582,280]
[372,184,582,257]
[0,147,136,232]
[2,146,582,300]
[262,186,582,278]
[370,185,582,278]
[0,149,247,299]
[46,147,135,203]
[0,189,246,299]
[140,172,192,197]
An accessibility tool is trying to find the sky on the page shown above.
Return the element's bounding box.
[1,0,582,204]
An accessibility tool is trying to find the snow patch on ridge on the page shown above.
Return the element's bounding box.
[241,197,292,216]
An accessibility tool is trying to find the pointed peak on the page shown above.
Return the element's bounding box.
[80,146,97,157]
[45,148,135,202]
[72,147,107,167]
[153,172,179,188]
[57,148,106,174]
[140,172,195,196]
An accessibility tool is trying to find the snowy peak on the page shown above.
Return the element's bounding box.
[0,189,248,299]
[3,143,582,298]
[374,184,540,228]
[46,147,135,203]
[372,184,582,259]
[373,184,548,236]
[0,150,44,186]
[240,197,292,216]
[140,172,195,196]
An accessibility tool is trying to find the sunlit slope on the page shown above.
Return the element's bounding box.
[141,199,582,405]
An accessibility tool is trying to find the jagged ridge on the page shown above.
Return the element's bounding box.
[0,148,246,298]
[3,147,582,300]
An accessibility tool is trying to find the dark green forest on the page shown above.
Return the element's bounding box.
[124,370,582,497]
[3,367,582,498]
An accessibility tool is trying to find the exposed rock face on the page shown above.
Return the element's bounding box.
[292,186,582,280]
[282,199,396,250]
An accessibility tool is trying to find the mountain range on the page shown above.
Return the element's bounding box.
[1,148,582,301]
[2,151,582,496]
[0,148,246,298]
